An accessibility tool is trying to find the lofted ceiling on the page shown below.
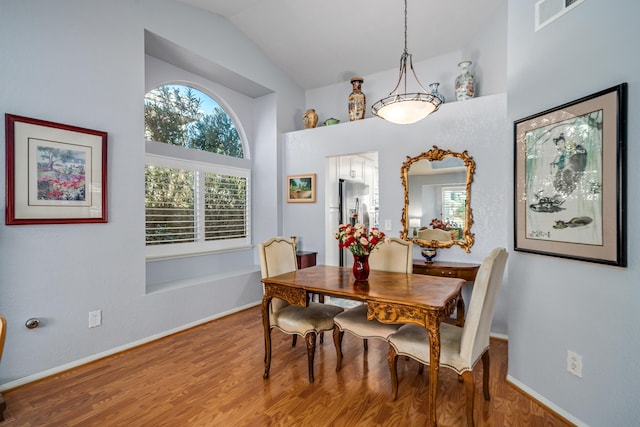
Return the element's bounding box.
[176,0,506,90]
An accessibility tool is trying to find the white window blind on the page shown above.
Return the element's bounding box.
[441,186,466,229]
[145,154,250,259]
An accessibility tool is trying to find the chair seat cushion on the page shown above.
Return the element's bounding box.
[388,323,471,374]
[271,302,343,336]
[334,304,401,339]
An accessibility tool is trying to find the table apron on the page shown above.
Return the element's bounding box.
[367,296,458,327]
[263,283,308,307]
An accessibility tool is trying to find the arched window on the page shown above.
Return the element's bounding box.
[144,84,250,259]
[144,84,244,157]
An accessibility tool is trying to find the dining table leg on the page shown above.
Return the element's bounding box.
[261,296,272,379]
[426,316,441,426]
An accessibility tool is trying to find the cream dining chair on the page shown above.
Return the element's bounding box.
[259,237,343,383]
[387,247,508,427]
[416,227,453,242]
[333,237,413,371]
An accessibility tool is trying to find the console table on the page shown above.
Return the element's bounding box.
[296,251,317,269]
[412,260,480,325]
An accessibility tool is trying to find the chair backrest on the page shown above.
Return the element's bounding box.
[369,237,413,273]
[459,247,508,365]
[0,315,6,364]
[417,228,452,242]
[259,237,298,312]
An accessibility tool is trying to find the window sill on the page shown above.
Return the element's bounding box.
[146,265,260,294]
[146,244,254,262]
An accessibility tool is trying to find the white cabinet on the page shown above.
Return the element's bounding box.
[338,155,365,181]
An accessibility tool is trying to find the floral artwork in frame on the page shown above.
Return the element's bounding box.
[513,84,626,266]
[5,114,108,224]
[286,174,316,203]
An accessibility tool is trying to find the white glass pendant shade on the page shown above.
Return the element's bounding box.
[372,93,440,124]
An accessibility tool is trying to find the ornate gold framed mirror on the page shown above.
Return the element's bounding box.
[400,145,476,252]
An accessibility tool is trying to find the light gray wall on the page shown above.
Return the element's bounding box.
[0,0,303,386]
[506,1,640,425]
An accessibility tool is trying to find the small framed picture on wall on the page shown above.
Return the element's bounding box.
[286,174,316,203]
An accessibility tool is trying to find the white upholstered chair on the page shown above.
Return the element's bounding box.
[417,227,453,242]
[387,247,508,427]
[333,237,413,370]
[259,237,343,383]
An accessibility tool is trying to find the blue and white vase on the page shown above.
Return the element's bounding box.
[455,60,475,101]
[429,83,445,104]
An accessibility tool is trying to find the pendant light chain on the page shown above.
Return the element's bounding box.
[403,0,408,55]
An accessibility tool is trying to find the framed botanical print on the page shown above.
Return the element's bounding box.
[5,114,108,224]
[514,84,627,266]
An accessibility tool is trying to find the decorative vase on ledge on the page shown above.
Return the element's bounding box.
[348,77,366,121]
[352,254,370,281]
[429,82,445,104]
[302,109,318,128]
[455,60,476,101]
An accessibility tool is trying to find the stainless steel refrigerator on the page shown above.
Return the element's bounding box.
[338,178,370,267]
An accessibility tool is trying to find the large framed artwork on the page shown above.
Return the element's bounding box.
[514,84,627,266]
[5,114,108,224]
[286,174,316,203]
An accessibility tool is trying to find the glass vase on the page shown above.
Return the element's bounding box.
[352,254,370,281]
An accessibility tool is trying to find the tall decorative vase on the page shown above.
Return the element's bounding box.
[455,60,476,101]
[429,82,445,103]
[302,109,318,128]
[348,77,366,121]
[352,254,370,281]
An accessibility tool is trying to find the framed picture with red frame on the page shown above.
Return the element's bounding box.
[5,114,108,224]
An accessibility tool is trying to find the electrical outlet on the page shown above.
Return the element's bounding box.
[567,350,582,377]
[384,219,392,231]
[89,310,102,328]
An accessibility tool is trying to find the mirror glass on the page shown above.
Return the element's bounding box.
[401,146,476,252]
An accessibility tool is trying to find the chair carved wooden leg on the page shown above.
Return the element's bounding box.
[482,351,491,400]
[388,345,399,401]
[305,332,317,383]
[461,370,476,427]
[263,328,272,378]
[333,325,344,371]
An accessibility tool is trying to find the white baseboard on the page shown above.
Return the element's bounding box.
[0,301,261,392]
[490,331,508,341]
[506,374,587,426]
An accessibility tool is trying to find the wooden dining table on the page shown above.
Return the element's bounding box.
[261,265,465,426]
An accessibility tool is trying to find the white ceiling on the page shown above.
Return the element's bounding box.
[176,0,506,90]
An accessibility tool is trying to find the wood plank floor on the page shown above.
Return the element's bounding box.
[1,306,573,426]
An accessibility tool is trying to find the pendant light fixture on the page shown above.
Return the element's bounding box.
[371,0,442,124]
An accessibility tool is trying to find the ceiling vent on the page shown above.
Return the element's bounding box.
[535,0,584,31]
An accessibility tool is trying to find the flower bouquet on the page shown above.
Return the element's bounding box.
[335,223,387,281]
